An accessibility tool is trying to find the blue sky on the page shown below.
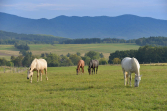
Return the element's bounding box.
[0,0,167,20]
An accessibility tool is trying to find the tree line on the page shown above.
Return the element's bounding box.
[60,38,135,44]
[1,30,167,46]
[108,45,167,64]
[2,45,167,67]
[14,43,30,51]
[0,51,108,67]
[135,36,167,46]
[0,30,69,44]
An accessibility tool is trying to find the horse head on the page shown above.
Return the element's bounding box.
[134,74,142,87]
[27,67,33,79]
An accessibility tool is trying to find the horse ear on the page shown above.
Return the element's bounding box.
[30,68,31,70]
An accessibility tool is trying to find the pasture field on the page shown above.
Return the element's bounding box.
[0,43,139,60]
[0,65,167,110]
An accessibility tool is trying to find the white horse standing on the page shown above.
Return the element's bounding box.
[121,57,141,87]
[27,58,48,83]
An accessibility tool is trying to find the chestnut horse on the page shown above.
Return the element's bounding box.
[76,60,84,75]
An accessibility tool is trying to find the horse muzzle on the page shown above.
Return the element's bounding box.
[27,77,29,79]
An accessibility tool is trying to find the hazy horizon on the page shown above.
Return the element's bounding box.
[0,0,167,20]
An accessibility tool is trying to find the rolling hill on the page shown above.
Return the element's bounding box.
[0,12,167,39]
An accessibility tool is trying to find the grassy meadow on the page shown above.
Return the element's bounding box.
[0,43,139,60]
[0,65,167,110]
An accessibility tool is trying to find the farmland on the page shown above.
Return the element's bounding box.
[0,43,139,60]
[0,65,166,110]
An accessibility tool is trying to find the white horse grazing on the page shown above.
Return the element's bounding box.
[27,58,48,83]
[121,57,141,87]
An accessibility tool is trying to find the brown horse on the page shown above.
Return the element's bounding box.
[76,60,84,75]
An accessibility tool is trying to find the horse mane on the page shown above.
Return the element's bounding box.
[30,58,38,69]
[131,57,140,76]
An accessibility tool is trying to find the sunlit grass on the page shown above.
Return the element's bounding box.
[0,65,166,110]
[29,43,139,58]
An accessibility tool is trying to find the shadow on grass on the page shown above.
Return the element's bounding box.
[46,84,132,92]
[46,85,104,92]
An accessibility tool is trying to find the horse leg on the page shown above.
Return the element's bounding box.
[81,67,83,74]
[92,68,93,75]
[40,70,42,81]
[89,68,91,75]
[45,68,48,80]
[94,68,95,74]
[30,75,32,83]
[96,67,98,74]
[83,66,84,74]
[126,72,129,85]
[129,72,132,86]
[37,70,39,82]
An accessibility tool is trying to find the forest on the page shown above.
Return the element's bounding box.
[108,45,167,64]
[135,36,167,46]
[1,30,167,46]
[0,30,68,44]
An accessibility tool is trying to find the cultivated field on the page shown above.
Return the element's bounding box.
[0,65,166,110]
[0,43,139,60]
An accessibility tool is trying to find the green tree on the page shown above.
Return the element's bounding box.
[99,58,108,65]
[99,53,104,58]
[76,52,81,56]
[66,53,71,57]
[81,56,91,65]
[112,58,121,64]
[0,58,7,66]
[11,56,16,62]
[46,53,60,67]
[85,51,100,60]
[13,55,24,67]
[22,53,35,67]
[69,54,82,65]
[60,56,73,66]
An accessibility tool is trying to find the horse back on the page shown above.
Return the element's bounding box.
[121,57,140,73]
[77,60,84,67]
[89,60,99,68]
[121,57,133,72]
[36,59,47,70]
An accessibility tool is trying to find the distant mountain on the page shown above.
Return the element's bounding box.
[0,12,167,39]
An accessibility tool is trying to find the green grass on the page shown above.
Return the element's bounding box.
[0,45,17,51]
[0,65,166,110]
[29,43,139,58]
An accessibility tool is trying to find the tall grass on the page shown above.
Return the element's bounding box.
[0,65,166,110]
